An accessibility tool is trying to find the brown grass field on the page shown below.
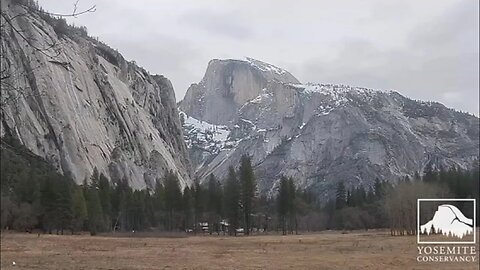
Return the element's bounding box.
[1,230,479,270]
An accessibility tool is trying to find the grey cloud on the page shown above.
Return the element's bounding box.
[408,1,478,55]
[367,1,413,21]
[40,0,478,115]
[299,0,479,115]
[107,35,203,100]
[180,9,253,40]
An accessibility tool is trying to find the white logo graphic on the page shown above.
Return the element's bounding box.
[420,204,473,238]
[417,199,476,244]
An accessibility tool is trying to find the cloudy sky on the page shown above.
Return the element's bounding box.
[42,0,479,115]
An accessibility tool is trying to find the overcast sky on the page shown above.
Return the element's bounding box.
[41,0,479,115]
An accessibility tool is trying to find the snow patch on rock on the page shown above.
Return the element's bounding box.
[226,57,288,75]
[180,112,230,151]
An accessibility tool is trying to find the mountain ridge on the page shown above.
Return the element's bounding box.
[179,57,479,198]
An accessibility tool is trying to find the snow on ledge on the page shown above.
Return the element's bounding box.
[224,57,288,75]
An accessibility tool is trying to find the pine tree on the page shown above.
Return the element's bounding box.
[55,177,73,235]
[182,186,193,231]
[277,176,289,235]
[193,179,204,234]
[120,182,134,231]
[414,171,421,181]
[40,175,58,233]
[91,167,100,187]
[206,174,223,234]
[287,177,297,234]
[335,181,346,209]
[358,186,367,205]
[423,164,438,183]
[131,190,146,230]
[12,203,36,231]
[71,187,87,233]
[239,155,256,235]
[86,186,104,235]
[207,174,218,215]
[143,190,155,229]
[111,178,131,231]
[346,190,352,207]
[152,179,165,228]
[98,173,112,230]
[164,171,182,231]
[366,187,375,203]
[373,178,383,199]
[216,180,224,225]
[14,169,38,204]
[224,166,240,236]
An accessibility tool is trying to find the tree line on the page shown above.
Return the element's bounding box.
[329,164,479,235]
[0,139,261,235]
[1,136,478,235]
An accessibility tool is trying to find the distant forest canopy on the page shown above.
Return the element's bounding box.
[1,136,478,235]
[8,0,89,37]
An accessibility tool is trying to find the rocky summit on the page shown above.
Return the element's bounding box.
[1,0,478,198]
[179,57,479,199]
[0,0,191,189]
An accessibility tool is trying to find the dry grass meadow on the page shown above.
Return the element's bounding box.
[1,230,479,270]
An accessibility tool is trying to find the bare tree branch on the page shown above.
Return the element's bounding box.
[33,4,96,18]
[1,11,60,59]
[0,0,95,116]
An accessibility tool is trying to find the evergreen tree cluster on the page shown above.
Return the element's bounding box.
[1,137,77,233]
[329,165,479,232]
[10,0,90,39]
[1,136,478,235]
[1,146,261,235]
[186,155,258,235]
[276,176,297,235]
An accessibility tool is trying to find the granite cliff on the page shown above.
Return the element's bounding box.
[179,58,479,198]
[0,0,191,188]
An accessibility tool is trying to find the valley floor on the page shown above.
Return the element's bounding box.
[1,230,478,269]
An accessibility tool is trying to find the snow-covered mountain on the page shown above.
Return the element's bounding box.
[179,58,299,125]
[179,58,479,199]
[180,111,233,155]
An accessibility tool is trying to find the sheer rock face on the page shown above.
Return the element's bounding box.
[0,1,191,188]
[179,58,300,125]
[180,58,479,198]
